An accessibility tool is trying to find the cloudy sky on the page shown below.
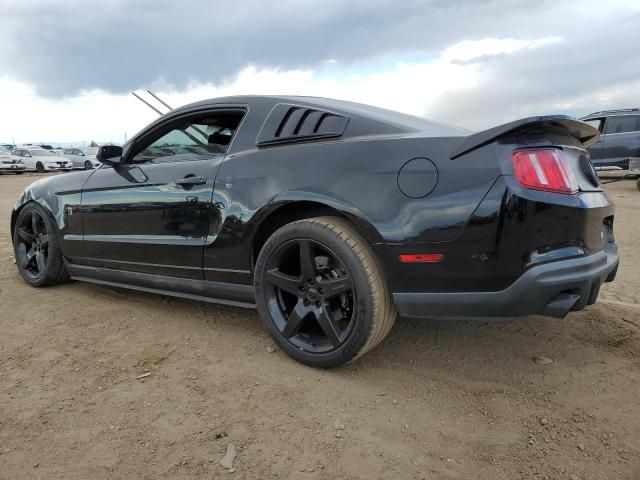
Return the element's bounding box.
[1,0,639,144]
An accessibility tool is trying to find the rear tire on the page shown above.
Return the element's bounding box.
[13,202,70,287]
[255,216,396,368]
[84,160,93,170]
[36,162,45,173]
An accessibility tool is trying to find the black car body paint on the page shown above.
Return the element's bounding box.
[11,96,619,320]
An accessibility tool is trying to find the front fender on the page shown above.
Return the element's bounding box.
[10,171,92,245]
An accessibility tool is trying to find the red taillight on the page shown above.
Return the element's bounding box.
[399,253,444,263]
[512,148,578,194]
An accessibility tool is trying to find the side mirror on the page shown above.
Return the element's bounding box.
[96,145,123,166]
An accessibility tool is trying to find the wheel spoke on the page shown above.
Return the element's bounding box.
[31,211,40,235]
[17,228,34,243]
[24,247,36,268]
[299,240,317,280]
[40,234,49,248]
[319,274,353,298]
[17,242,27,263]
[266,269,301,295]
[281,299,308,338]
[316,304,342,347]
[35,251,46,272]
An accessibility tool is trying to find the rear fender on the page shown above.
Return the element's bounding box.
[264,190,384,245]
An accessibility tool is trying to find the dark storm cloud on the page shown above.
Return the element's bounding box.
[0,0,563,97]
[428,12,640,129]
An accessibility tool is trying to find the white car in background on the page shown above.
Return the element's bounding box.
[11,147,73,172]
[0,146,26,174]
[63,147,101,169]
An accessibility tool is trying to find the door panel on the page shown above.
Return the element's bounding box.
[587,138,604,166]
[79,159,222,278]
[600,132,640,169]
[600,115,640,169]
[583,117,605,167]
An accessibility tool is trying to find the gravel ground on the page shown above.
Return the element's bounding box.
[0,173,638,480]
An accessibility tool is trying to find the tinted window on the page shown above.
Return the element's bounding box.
[584,118,604,132]
[132,111,244,164]
[605,115,640,134]
[63,149,72,154]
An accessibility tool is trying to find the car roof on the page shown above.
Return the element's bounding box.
[172,95,471,136]
[22,147,48,152]
[582,108,640,119]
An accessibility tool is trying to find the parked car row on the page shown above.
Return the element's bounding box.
[10,147,73,172]
[0,145,102,173]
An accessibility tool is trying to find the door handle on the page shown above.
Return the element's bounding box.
[175,176,206,186]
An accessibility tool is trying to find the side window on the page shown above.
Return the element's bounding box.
[23,150,32,157]
[131,110,245,164]
[584,118,604,132]
[63,149,72,155]
[605,115,640,135]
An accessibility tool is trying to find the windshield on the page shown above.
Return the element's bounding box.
[28,149,57,156]
[0,146,10,155]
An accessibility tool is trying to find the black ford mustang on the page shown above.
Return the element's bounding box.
[11,96,619,367]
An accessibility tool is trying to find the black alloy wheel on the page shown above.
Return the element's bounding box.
[255,217,396,368]
[84,160,93,170]
[15,209,50,280]
[13,203,70,287]
[36,162,45,172]
[263,238,357,354]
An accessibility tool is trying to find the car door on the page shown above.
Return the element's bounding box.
[583,117,605,167]
[79,108,245,279]
[600,114,640,170]
[63,148,79,167]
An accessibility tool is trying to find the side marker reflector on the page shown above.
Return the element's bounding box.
[399,253,444,263]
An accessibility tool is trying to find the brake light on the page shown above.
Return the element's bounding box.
[399,253,444,263]
[512,148,578,194]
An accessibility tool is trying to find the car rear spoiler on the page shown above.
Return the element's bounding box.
[450,115,600,160]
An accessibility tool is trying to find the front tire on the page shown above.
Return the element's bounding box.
[36,162,45,173]
[255,216,396,368]
[84,160,93,170]
[13,202,70,287]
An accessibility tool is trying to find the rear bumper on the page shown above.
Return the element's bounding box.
[393,242,618,321]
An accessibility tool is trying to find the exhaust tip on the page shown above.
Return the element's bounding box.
[541,292,581,318]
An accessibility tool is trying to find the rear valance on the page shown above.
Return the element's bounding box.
[450,115,600,160]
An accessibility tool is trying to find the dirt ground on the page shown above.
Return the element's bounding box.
[0,173,638,480]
